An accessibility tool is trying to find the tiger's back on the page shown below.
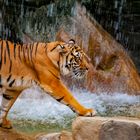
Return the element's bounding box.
[0,40,40,90]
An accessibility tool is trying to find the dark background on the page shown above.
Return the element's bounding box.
[0,0,139,72]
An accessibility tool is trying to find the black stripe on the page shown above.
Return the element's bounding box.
[31,44,34,57]
[27,44,30,61]
[3,94,13,100]
[66,104,76,113]
[48,70,60,80]
[29,44,31,60]
[9,60,12,73]
[56,96,64,102]
[14,43,16,59]
[71,52,75,57]
[9,79,15,87]
[4,49,6,64]
[29,44,33,63]
[5,41,13,76]
[0,41,3,70]
[57,61,60,67]
[21,76,24,84]
[66,55,68,62]
[20,43,23,51]
[50,46,57,52]
[70,57,73,62]
[30,44,33,60]
[18,45,21,61]
[6,41,10,59]
[7,74,12,82]
[66,55,69,66]
[23,44,26,62]
[35,42,39,56]
[5,41,12,71]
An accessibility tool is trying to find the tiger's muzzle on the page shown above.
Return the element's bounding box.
[73,67,88,79]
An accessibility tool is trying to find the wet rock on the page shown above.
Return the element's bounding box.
[1,117,140,140]
[72,116,140,140]
[35,132,61,140]
[0,128,33,140]
[35,131,73,140]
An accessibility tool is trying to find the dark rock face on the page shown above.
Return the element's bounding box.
[0,0,139,71]
[0,0,75,42]
[81,0,140,71]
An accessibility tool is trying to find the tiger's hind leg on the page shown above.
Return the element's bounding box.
[0,90,21,129]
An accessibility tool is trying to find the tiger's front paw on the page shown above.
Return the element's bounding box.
[0,119,12,129]
[85,109,97,117]
[80,108,97,117]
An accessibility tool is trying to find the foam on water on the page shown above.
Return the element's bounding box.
[0,86,140,126]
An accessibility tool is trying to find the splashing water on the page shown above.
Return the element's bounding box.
[8,87,140,118]
[0,86,140,133]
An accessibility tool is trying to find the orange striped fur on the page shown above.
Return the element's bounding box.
[0,39,96,129]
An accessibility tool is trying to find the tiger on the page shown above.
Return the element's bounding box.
[0,39,96,129]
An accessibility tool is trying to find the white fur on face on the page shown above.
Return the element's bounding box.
[60,55,71,75]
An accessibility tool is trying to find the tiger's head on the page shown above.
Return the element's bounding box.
[58,40,90,79]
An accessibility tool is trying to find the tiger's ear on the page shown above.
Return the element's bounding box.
[68,39,75,44]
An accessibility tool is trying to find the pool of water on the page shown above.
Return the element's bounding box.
[12,118,72,134]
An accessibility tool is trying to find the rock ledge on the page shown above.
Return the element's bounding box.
[0,117,140,140]
[72,116,140,140]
